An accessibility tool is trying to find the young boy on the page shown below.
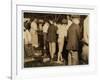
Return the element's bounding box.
[48,20,57,62]
[43,21,50,56]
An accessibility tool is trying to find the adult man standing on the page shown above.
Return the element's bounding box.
[66,15,81,65]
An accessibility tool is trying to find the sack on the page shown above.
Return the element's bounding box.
[24,44,34,57]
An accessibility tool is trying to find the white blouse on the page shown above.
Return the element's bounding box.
[30,21,37,33]
[24,30,31,44]
[43,23,49,33]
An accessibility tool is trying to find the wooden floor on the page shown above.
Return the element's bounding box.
[24,53,66,67]
[24,44,87,68]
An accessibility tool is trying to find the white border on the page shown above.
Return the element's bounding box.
[12,4,97,80]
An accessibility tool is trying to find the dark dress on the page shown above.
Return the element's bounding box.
[47,24,57,42]
[66,23,81,51]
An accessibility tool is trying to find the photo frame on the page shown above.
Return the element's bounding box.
[11,1,97,80]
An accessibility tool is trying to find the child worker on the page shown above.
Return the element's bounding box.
[42,20,50,57]
[57,17,72,64]
[48,20,58,63]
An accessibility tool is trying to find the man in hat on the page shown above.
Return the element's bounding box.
[66,15,81,65]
